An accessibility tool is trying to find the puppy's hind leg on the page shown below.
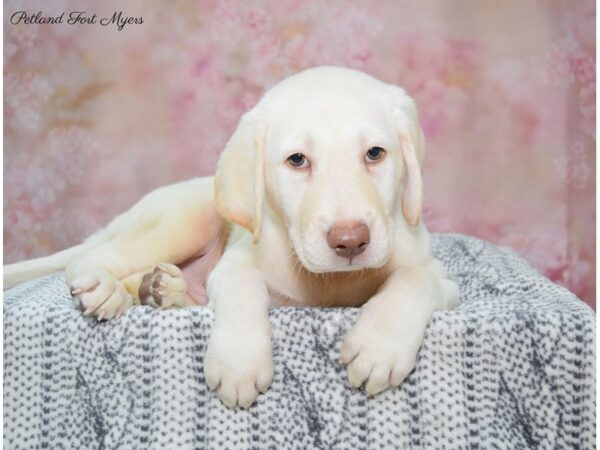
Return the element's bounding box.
[120,228,229,310]
[67,177,224,320]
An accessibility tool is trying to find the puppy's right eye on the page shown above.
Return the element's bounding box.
[287,153,309,169]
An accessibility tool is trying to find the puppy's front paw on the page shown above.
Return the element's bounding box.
[340,306,426,396]
[70,271,132,320]
[139,263,189,309]
[203,326,273,409]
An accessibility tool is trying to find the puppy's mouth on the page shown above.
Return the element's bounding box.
[292,245,389,274]
[288,220,392,274]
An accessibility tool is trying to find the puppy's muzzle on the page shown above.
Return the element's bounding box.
[327,222,370,261]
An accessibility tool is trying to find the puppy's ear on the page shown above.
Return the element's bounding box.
[391,89,425,226]
[214,110,267,243]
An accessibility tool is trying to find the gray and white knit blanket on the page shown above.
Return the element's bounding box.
[3,233,596,449]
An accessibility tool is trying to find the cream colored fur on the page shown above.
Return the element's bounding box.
[3,66,459,409]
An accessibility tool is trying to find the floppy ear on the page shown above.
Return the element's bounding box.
[214,110,267,243]
[392,90,425,226]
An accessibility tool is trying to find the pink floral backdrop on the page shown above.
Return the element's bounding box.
[4,0,595,308]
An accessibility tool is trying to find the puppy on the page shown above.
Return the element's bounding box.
[4,66,459,409]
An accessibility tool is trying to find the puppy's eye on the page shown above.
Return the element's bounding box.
[287,153,309,168]
[365,147,385,162]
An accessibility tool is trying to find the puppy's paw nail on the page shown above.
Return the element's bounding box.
[70,277,99,296]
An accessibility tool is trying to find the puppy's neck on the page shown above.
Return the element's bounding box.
[293,260,391,307]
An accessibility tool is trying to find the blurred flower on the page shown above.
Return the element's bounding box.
[552,140,591,189]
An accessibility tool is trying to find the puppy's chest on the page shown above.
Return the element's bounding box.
[269,269,389,308]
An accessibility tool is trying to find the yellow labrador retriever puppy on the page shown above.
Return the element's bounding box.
[4,66,459,409]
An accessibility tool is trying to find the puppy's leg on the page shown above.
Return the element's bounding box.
[67,177,224,320]
[340,259,459,395]
[119,225,229,308]
[203,237,273,409]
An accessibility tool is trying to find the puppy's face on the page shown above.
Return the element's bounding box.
[264,114,400,272]
[215,67,424,273]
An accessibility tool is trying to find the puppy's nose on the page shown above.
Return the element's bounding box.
[327,222,370,259]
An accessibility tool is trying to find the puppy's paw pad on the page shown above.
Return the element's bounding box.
[70,272,132,320]
[140,263,187,308]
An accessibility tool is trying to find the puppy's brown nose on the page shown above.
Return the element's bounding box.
[327,222,370,259]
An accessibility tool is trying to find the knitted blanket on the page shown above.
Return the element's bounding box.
[3,234,595,449]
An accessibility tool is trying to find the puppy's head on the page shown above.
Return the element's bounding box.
[215,66,424,273]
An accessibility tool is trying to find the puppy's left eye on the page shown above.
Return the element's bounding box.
[365,146,385,162]
[287,153,309,169]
